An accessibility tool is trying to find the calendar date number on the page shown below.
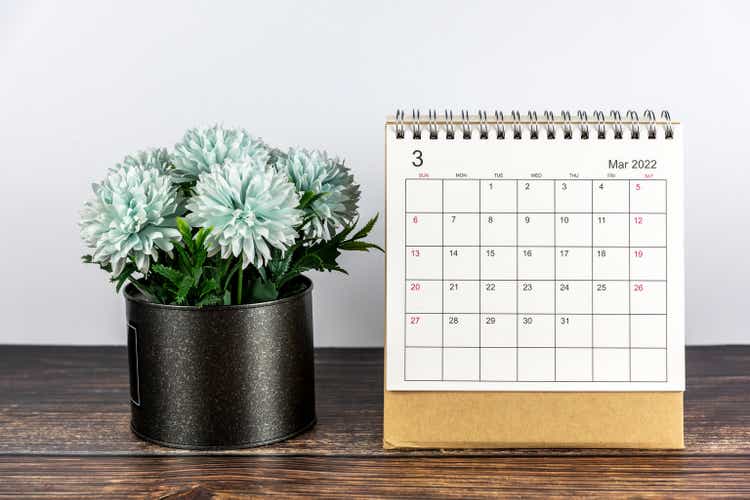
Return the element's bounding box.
[412,150,423,167]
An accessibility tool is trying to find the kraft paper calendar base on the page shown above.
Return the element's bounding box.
[383,389,684,449]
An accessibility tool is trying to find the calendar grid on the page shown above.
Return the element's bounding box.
[406,211,667,215]
[664,182,669,380]
[515,179,519,381]
[405,312,667,316]
[628,180,632,381]
[441,179,445,380]
[404,279,666,282]
[478,181,482,380]
[405,178,668,181]
[553,180,557,379]
[404,178,668,384]
[591,180,595,380]
[405,245,666,248]
[411,345,668,349]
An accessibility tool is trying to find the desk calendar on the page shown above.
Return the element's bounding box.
[385,110,684,393]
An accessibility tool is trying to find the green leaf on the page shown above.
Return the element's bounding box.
[256,264,268,282]
[250,280,278,302]
[152,263,183,286]
[236,266,244,304]
[314,244,342,268]
[112,266,136,292]
[173,244,193,272]
[297,190,327,210]
[339,240,383,252]
[175,275,194,305]
[332,225,354,243]
[197,295,223,307]
[193,249,207,281]
[213,257,230,282]
[176,217,194,252]
[198,278,220,297]
[351,214,379,241]
[129,280,158,302]
[277,277,308,297]
[299,213,317,228]
[82,254,114,273]
[267,247,294,283]
[222,259,243,290]
[223,290,232,305]
[295,252,325,270]
[194,226,212,250]
[192,266,203,284]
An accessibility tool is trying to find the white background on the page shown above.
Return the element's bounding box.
[0,0,747,345]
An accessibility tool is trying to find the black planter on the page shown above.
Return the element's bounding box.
[123,276,316,449]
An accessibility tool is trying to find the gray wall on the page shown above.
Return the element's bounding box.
[1,0,748,345]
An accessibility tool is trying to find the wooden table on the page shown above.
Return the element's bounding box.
[0,346,748,498]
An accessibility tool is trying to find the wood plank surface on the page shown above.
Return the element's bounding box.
[1,346,749,498]
[1,455,750,499]
[0,346,748,456]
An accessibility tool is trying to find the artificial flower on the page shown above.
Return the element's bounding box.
[171,125,268,183]
[118,148,171,174]
[80,163,181,275]
[186,158,302,268]
[275,148,360,240]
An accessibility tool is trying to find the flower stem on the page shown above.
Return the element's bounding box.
[236,265,243,304]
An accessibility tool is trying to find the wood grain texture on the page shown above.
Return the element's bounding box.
[1,456,749,498]
[0,346,749,498]
[0,346,749,456]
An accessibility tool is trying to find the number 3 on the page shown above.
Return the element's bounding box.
[412,150,423,167]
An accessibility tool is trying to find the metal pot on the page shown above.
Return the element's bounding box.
[123,276,316,449]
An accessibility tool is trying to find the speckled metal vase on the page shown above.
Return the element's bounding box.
[123,276,316,449]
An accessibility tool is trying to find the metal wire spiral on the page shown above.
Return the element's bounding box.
[393,109,675,140]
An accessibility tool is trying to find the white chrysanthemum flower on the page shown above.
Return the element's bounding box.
[118,148,171,174]
[80,164,182,275]
[275,148,360,240]
[171,125,269,183]
[186,158,303,269]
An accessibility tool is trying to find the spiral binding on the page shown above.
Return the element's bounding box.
[392,110,675,140]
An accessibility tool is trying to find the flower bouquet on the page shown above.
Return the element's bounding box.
[81,125,380,306]
[80,125,380,449]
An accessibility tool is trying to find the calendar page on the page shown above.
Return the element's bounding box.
[385,114,684,391]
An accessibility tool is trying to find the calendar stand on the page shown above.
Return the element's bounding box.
[384,110,684,449]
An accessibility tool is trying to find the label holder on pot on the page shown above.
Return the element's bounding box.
[127,323,141,407]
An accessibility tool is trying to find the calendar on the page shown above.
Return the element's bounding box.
[386,110,684,391]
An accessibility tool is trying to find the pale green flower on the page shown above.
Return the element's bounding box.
[172,125,269,183]
[118,148,171,174]
[186,158,302,269]
[275,148,360,240]
[80,163,181,275]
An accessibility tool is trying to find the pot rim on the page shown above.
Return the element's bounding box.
[123,275,313,311]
